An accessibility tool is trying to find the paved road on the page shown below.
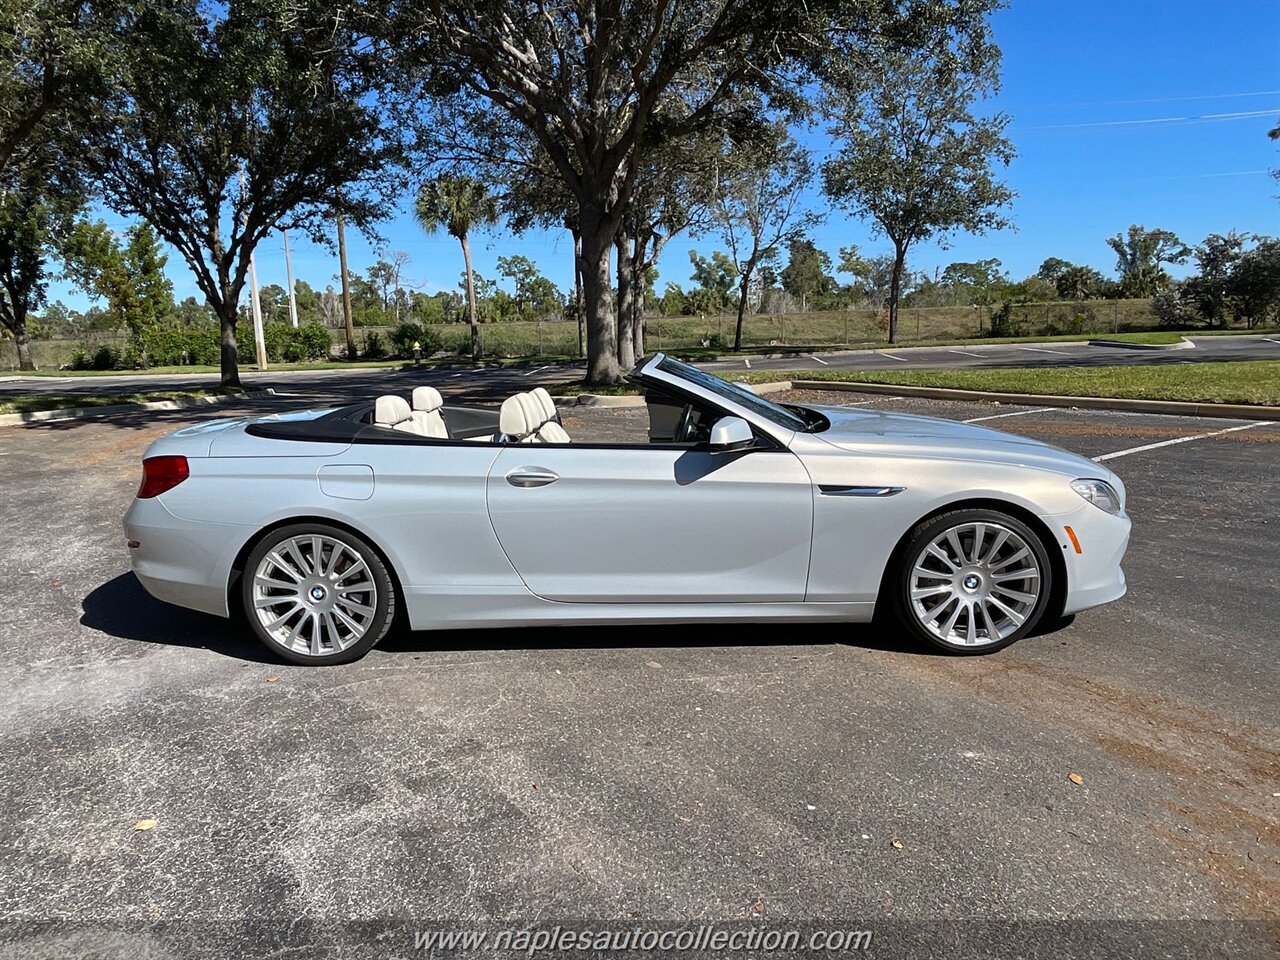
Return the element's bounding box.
[0,360,580,400]
[0,385,1276,958]
[700,333,1280,375]
[1,334,1277,399]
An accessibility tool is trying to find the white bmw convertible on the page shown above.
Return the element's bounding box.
[124,354,1130,664]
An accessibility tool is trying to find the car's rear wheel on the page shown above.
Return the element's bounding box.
[241,523,395,665]
[888,508,1054,654]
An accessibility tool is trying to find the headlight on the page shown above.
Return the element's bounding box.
[1071,478,1123,516]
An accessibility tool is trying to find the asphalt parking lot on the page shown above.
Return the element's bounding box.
[0,382,1277,959]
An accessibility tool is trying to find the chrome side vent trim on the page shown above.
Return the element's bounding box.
[818,485,905,497]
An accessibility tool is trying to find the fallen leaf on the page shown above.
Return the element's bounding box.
[749,902,765,916]
[266,676,279,683]
[890,838,903,850]
[133,819,158,831]
[1068,773,1084,785]
[532,783,538,791]
[645,661,662,670]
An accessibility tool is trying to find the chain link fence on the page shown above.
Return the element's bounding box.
[3,300,1162,369]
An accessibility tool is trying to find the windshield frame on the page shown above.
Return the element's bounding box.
[643,355,812,434]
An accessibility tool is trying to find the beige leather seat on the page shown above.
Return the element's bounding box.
[411,386,448,439]
[531,387,559,424]
[499,391,571,444]
[374,395,425,435]
[498,393,542,443]
[536,420,570,443]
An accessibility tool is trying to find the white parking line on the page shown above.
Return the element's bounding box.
[964,407,1056,423]
[1093,420,1275,462]
[811,355,829,365]
[1264,338,1280,346]
[744,358,752,369]
[948,349,983,358]
[1017,346,1068,355]
[879,352,909,362]
[522,366,550,377]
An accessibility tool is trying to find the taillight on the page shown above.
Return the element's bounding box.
[137,455,190,499]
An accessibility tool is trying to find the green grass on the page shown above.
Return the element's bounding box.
[0,355,578,379]
[751,361,1280,407]
[0,387,246,415]
[546,381,640,397]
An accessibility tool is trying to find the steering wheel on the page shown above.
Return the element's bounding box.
[674,403,696,443]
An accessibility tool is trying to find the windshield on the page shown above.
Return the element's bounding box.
[656,356,810,433]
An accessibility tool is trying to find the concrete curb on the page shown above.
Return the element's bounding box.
[788,380,1277,421]
[0,389,277,426]
[1088,336,1195,351]
[566,380,793,408]
[569,394,646,408]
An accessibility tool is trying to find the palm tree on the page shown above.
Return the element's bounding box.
[414,177,499,361]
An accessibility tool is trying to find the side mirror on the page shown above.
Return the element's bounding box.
[708,416,754,452]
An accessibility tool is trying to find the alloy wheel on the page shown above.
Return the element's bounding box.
[907,521,1042,647]
[251,534,379,657]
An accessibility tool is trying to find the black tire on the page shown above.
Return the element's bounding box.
[241,523,396,665]
[887,508,1055,655]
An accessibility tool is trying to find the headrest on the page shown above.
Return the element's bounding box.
[500,394,536,438]
[412,386,443,412]
[531,387,557,420]
[374,395,412,426]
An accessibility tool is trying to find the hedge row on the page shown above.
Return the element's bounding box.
[68,324,333,369]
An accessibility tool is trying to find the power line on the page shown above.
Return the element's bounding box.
[1017,108,1279,131]
[1014,89,1280,109]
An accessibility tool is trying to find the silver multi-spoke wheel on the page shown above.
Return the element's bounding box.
[907,521,1042,648]
[251,533,379,658]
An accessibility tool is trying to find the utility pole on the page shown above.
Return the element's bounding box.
[283,229,299,328]
[335,209,357,361]
[239,166,267,369]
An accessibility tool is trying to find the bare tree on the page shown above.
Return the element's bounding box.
[715,132,821,351]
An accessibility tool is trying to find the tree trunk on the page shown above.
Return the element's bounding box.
[217,303,241,388]
[631,237,646,360]
[11,312,35,370]
[614,230,636,370]
[733,263,753,352]
[336,211,357,361]
[579,222,621,385]
[460,233,480,362]
[887,241,906,344]
[573,231,586,358]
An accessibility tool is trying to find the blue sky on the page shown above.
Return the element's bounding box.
[61,0,1280,311]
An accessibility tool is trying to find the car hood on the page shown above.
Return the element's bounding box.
[804,404,1110,479]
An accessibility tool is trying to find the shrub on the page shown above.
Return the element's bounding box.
[295,324,332,361]
[92,345,123,370]
[1152,286,1195,328]
[987,300,1020,338]
[390,321,427,358]
[361,330,387,359]
[68,347,92,370]
[234,323,332,364]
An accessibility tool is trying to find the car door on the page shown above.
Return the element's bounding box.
[485,442,813,603]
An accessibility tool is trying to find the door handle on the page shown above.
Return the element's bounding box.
[505,468,560,488]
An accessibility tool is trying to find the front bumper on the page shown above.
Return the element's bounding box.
[1051,502,1131,616]
[123,497,245,618]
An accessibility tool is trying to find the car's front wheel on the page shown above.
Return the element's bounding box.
[888,508,1054,654]
[241,523,396,665]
